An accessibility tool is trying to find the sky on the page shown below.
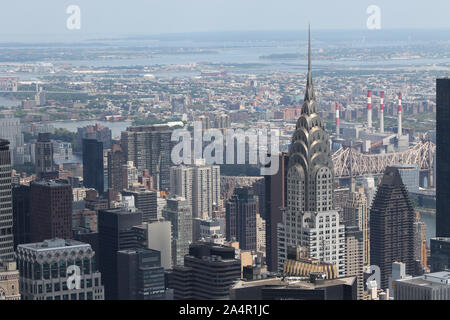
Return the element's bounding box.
[0,0,449,41]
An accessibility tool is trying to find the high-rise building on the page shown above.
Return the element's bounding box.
[133,220,172,270]
[430,237,450,272]
[0,261,20,300]
[82,139,104,194]
[121,125,173,191]
[436,78,450,237]
[162,197,192,266]
[169,242,241,300]
[0,140,14,261]
[122,161,139,189]
[345,226,364,300]
[414,212,428,270]
[12,184,31,249]
[264,152,288,272]
[122,187,157,222]
[370,166,415,289]
[107,144,126,194]
[77,123,112,151]
[117,248,166,300]
[34,133,54,177]
[170,162,220,219]
[343,187,369,266]
[0,116,24,165]
[98,207,142,300]
[277,30,345,275]
[225,187,257,251]
[16,239,104,300]
[30,180,72,243]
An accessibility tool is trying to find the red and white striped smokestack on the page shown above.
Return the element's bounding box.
[398,92,402,138]
[335,102,340,138]
[380,91,384,133]
[367,90,372,129]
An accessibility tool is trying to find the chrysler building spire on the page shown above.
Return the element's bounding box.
[303,25,316,114]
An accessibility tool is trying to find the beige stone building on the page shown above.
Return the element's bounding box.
[0,261,20,300]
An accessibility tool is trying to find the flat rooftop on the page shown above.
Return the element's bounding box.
[18,239,89,252]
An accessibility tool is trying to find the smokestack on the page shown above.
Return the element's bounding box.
[335,102,340,138]
[367,90,372,129]
[380,91,384,133]
[398,92,402,138]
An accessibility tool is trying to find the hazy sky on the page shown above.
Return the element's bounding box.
[0,0,449,39]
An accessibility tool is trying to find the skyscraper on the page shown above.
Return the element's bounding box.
[264,152,288,272]
[436,78,450,237]
[34,133,54,178]
[30,180,73,243]
[169,242,241,300]
[225,187,257,251]
[162,197,192,266]
[277,29,345,275]
[117,248,166,300]
[107,144,126,194]
[345,226,364,300]
[370,166,415,289]
[0,140,14,261]
[82,139,104,194]
[343,187,369,266]
[12,184,31,249]
[121,125,173,191]
[430,237,450,272]
[122,187,157,222]
[77,123,112,151]
[98,207,142,300]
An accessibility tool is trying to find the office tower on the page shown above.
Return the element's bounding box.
[82,139,104,194]
[52,141,73,163]
[122,187,157,222]
[430,237,450,272]
[0,116,24,165]
[117,248,166,300]
[107,144,126,194]
[170,163,220,219]
[0,261,20,300]
[394,272,450,300]
[133,221,172,269]
[436,78,450,237]
[34,133,54,177]
[230,273,357,300]
[393,164,420,194]
[170,165,193,207]
[225,187,257,251]
[16,239,104,300]
[253,179,265,219]
[264,152,288,272]
[12,184,31,249]
[345,226,364,300]
[277,30,346,275]
[192,218,224,242]
[0,140,14,261]
[121,125,173,191]
[370,166,415,289]
[77,123,112,151]
[414,212,428,270]
[98,207,142,300]
[170,242,241,300]
[388,261,411,298]
[30,180,72,243]
[343,187,369,266]
[162,197,192,266]
[122,161,139,189]
[256,213,266,253]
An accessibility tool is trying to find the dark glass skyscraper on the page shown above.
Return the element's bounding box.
[436,78,450,237]
[12,184,31,249]
[83,138,104,194]
[98,207,142,300]
[226,187,257,251]
[370,166,415,289]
